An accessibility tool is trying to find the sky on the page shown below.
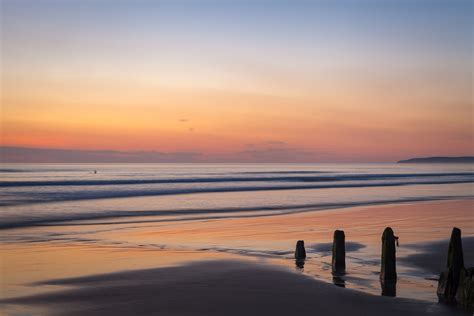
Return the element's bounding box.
[1,0,473,163]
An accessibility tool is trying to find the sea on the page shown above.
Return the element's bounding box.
[0,163,473,232]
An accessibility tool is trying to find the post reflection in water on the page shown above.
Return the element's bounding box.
[381,279,397,297]
[295,259,305,271]
[332,275,346,288]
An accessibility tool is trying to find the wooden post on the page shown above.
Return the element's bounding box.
[381,279,397,297]
[448,227,464,296]
[437,227,465,299]
[294,240,306,260]
[456,268,474,308]
[332,230,346,275]
[380,227,397,281]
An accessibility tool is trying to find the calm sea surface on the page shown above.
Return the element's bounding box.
[0,163,472,231]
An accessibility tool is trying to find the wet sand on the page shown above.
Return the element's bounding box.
[1,260,470,316]
[1,199,473,315]
[401,237,474,275]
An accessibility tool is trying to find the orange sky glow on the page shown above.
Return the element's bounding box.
[1,1,472,162]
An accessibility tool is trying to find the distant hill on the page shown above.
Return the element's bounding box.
[398,156,474,164]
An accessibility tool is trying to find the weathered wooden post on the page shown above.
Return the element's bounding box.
[437,227,465,300]
[332,230,346,275]
[294,240,306,260]
[456,268,474,308]
[448,227,464,295]
[380,227,397,281]
[294,240,306,270]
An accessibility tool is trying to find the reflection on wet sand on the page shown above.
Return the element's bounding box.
[295,259,305,270]
[333,275,346,288]
[381,279,397,297]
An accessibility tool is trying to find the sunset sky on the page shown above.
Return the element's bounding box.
[1,0,473,162]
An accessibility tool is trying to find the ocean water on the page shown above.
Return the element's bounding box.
[0,163,473,231]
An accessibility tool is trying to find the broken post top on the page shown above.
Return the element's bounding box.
[448,227,464,270]
[382,227,398,247]
[334,230,345,239]
[295,240,306,260]
[382,227,395,242]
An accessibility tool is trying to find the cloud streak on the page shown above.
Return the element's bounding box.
[235,141,327,163]
[0,144,330,163]
[0,147,202,163]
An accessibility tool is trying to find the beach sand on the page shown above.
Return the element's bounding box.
[2,260,470,316]
[1,199,473,315]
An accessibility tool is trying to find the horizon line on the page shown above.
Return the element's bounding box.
[1,145,473,164]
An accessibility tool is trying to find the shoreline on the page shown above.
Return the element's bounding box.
[1,195,472,230]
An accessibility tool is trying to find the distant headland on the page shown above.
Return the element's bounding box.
[398,156,474,164]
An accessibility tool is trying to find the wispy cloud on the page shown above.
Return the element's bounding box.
[0,147,202,163]
[245,141,287,149]
[236,141,326,163]
[0,144,330,163]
